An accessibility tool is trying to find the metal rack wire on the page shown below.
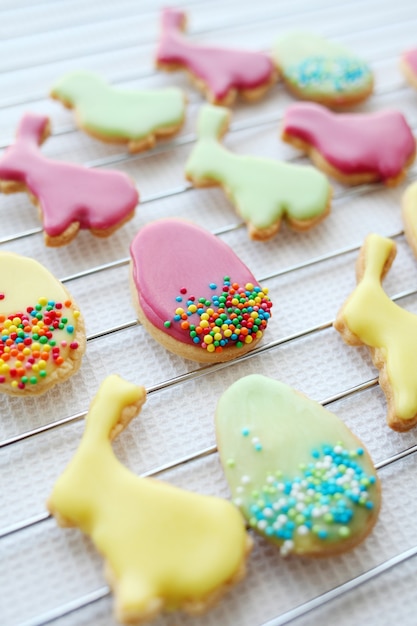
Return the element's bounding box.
[2,1,417,625]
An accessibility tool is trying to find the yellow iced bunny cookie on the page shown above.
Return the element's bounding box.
[48,375,251,624]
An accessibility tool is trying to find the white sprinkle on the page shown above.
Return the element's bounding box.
[257,520,268,531]
[263,507,274,518]
[280,540,294,557]
[251,437,260,445]
[236,486,244,494]
[297,525,309,536]
[241,475,251,485]
[334,445,343,454]
[277,514,288,524]
[233,498,243,507]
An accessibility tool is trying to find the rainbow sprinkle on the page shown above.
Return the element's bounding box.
[166,276,272,353]
[0,296,80,390]
[232,440,377,556]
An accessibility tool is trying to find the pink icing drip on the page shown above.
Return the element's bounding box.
[0,113,139,237]
[130,219,260,345]
[403,48,417,74]
[156,8,274,100]
[282,102,416,180]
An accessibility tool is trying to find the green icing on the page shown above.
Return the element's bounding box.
[185,105,330,231]
[51,70,185,140]
[215,375,380,556]
[272,32,373,97]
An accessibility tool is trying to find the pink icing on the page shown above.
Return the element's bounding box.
[282,102,416,180]
[0,113,139,237]
[130,219,267,346]
[403,48,417,75]
[156,8,275,101]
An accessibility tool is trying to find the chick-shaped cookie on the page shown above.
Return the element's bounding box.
[0,252,85,395]
[272,32,373,107]
[51,70,186,153]
[48,375,251,624]
[185,105,331,240]
[216,375,380,557]
[282,102,416,186]
[335,233,417,431]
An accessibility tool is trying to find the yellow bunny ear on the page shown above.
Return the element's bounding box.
[48,375,251,624]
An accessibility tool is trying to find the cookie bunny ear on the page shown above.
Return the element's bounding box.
[15,112,50,146]
[216,374,381,557]
[196,104,230,140]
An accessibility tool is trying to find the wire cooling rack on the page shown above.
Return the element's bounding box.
[2,0,417,624]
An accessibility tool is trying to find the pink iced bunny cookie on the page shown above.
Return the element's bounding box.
[282,102,416,186]
[155,8,277,105]
[0,113,139,246]
[401,48,417,90]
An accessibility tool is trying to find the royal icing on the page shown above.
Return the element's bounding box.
[155,8,276,104]
[185,105,331,239]
[282,102,416,183]
[272,32,373,104]
[0,252,85,394]
[401,48,417,88]
[402,181,417,258]
[216,375,380,557]
[130,219,272,358]
[334,234,417,431]
[51,70,185,151]
[0,113,139,244]
[48,375,249,621]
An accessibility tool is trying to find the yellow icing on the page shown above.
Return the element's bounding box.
[340,234,417,422]
[0,252,84,392]
[48,375,248,620]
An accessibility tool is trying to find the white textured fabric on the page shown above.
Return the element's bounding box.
[1,1,417,625]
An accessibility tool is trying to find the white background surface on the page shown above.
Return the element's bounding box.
[1,1,417,625]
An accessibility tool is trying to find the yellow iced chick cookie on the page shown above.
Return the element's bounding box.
[48,375,251,624]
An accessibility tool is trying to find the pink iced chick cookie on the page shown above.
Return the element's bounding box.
[0,113,139,246]
[282,102,416,186]
[155,8,277,106]
[401,48,417,90]
[130,219,273,363]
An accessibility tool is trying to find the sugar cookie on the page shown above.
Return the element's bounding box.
[334,233,417,431]
[282,102,416,186]
[129,219,273,363]
[401,48,417,90]
[402,181,417,258]
[0,252,85,395]
[185,105,331,240]
[48,375,251,624]
[50,70,186,153]
[272,32,373,106]
[0,113,139,246]
[155,8,277,105]
[216,375,380,557]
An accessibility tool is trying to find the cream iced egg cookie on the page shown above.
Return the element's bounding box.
[402,181,417,258]
[0,252,85,395]
[185,105,332,241]
[401,48,417,90]
[48,375,251,624]
[272,32,373,106]
[216,375,380,557]
[51,70,186,153]
[129,219,273,363]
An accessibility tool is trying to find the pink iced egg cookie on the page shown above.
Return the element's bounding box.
[130,220,273,363]
[282,102,416,186]
[401,48,417,90]
[155,8,277,106]
[0,113,139,246]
